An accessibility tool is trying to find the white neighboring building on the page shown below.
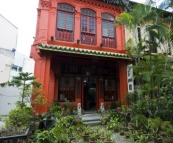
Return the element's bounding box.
[0,52,35,115]
[0,14,18,84]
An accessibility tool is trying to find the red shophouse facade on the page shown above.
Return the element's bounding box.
[30,0,130,113]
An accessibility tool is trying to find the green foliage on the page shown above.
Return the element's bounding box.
[50,100,62,118]
[9,72,37,104]
[63,98,70,111]
[156,96,173,123]
[132,114,147,130]
[125,92,138,105]
[1,72,46,110]
[108,110,126,123]
[160,76,173,96]
[110,101,117,109]
[130,100,148,115]
[160,121,172,131]
[148,117,162,130]
[116,3,173,99]
[30,130,57,143]
[129,130,138,139]
[166,126,173,137]
[107,117,119,130]
[8,106,34,127]
[136,134,149,143]
[106,130,113,140]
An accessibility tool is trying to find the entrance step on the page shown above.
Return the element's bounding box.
[84,111,97,114]
[81,113,101,125]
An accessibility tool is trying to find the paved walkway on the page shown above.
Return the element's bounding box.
[0,121,5,128]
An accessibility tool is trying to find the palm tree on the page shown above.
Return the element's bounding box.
[115,3,173,98]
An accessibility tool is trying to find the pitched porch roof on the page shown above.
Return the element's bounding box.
[38,43,130,59]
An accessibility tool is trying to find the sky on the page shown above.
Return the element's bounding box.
[0,0,158,57]
[0,0,38,57]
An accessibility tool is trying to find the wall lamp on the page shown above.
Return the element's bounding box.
[100,43,103,48]
[51,36,54,41]
[77,39,80,44]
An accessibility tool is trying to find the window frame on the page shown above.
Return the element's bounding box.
[104,78,118,102]
[55,3,75,42]
[58,76,76,102]
[80,8,96,45]
[101,13,116,48]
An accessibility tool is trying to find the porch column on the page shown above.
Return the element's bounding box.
[118,62,128,103]
[74,6,80,44]
[32,52,51,113]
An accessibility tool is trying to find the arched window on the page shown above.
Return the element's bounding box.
[56,3,75,42]
[81,8,96,45]
[102,13,115,48]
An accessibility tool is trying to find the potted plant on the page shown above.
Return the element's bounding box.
[160,121,171,137]
[89,133,97,143]
[136,134,149,143]
[105,130,113,143]
[82,126,91,142]
[107,117,119,132]
[131,114,147,131]
[99,128,106,141]
[100,115,109,125]
[129,130,139,141]
[151,128,163,143]
[165,126,173,143]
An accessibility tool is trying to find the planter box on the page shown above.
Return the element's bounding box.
[0,127,30,142]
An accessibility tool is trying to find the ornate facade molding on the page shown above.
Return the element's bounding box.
[41,0,51,9]
[72,0,121,13]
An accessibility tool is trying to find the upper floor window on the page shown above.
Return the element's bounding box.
[102,13,115,48]
[81,9,96,45]
[56,3,75,42]
[149,31,157,53]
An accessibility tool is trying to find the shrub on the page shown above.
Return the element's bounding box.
[8,106,34,127]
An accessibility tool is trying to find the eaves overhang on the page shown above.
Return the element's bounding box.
[38,43,130,60]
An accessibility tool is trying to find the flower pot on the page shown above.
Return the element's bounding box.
[128,122,134,128]
[137,130,143,135]
[100,136,106,141]
[134,138,139,141]
[69,137,75,142]
[164,137,173,143]
[89,139,97,143]
[119,131,124,136]
[104,139,113,143]
[123,127,128,131]
[154,138,163,143]
[114,128,119,133]
[0,127,30,142]
[82,134,89,141]
[71,140,77,143]
[125,134,130,139]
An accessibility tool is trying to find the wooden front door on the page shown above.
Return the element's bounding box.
[83,77,97,111]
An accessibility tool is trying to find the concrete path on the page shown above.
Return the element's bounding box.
[82,113,101,125]
[0,121,5,128]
